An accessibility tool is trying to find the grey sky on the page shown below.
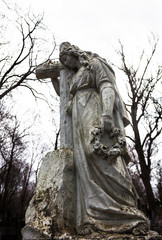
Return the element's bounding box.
[12,0,162,61]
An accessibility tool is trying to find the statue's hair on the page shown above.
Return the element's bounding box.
[60,42,92,68]
[59,42,115,75]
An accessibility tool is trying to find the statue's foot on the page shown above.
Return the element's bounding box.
[132,222,148,236]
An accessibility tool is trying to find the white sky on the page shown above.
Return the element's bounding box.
[12,0,162,60]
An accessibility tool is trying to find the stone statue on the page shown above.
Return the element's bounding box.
[22,42,162,240]
[58,42,149,235]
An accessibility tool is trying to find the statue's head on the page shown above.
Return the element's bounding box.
[59,42,79,55]
[59,42,81,70]
[59,42,95,70]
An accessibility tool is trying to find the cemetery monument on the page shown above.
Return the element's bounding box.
[22,42,162,240]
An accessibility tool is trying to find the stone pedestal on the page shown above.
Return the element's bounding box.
[22,148,75,239]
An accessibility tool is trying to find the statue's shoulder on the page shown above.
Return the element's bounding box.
[90,58,102,71]
[91,57,100,65]
[90,58,115,77]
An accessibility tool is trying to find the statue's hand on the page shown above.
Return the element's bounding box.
[101,114,114,135]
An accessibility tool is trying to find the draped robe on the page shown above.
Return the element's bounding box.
[69,58,149,233]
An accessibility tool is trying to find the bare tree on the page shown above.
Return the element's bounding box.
[113,36,162,212]
[0,1,56,100]
[0,101,55,230]
[0,3,59,237]
[0,101,30,224]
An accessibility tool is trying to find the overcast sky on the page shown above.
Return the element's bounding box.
[12,0,162,60]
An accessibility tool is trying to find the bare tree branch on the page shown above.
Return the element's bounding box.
[114,36,162,211]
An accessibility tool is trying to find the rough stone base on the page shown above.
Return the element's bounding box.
[22,230,162,240]
[22,148,76,239]
[51,231,162,240]
[22,225,50,239]
[22,227,162,240]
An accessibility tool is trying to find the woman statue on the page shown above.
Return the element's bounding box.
[58,42,149,236]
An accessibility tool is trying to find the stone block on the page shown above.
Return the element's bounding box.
[22,148,75,239]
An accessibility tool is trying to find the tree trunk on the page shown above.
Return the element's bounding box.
[1,161,12,225]
[131,106,156,213]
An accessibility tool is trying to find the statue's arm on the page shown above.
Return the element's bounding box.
[51,77,60,96]
[36,61,63,97]
[91,58,117,133]
[100,82,115,134]
[100,82,115,116]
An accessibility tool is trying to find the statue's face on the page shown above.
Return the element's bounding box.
[61,54,79,69]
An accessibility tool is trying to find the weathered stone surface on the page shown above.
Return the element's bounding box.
[51,231,162,240]
[22,148,75,239]
[29,230,161,240]
[36,61,73,149]
[36,60,63,79]
[22,225,50,239]
[60,68,73,148]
